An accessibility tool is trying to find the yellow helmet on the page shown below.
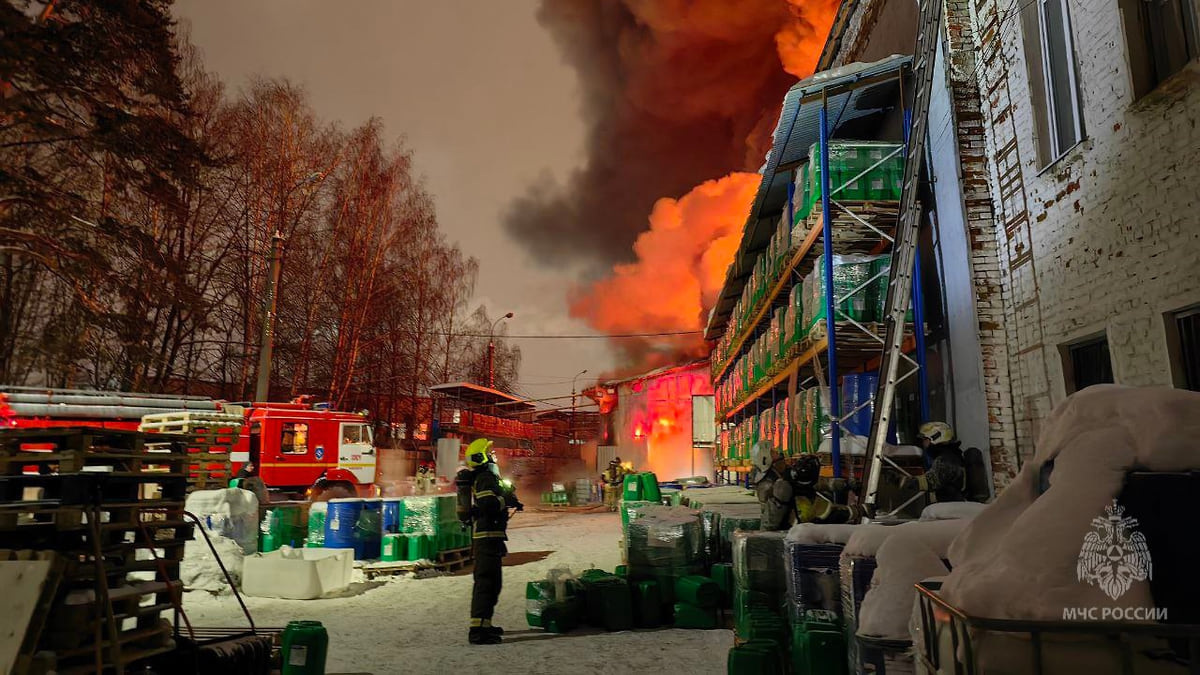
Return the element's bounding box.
[465,438,494,468]
[917,421,955,445]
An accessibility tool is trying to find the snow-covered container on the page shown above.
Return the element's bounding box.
[912,580,1200,675]
[241,547,354,600]
[911,386,1200,674]
[181,488,260,592]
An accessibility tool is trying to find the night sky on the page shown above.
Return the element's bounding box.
[175,0,615,404]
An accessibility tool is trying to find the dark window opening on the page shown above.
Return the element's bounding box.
[1121,0,1200,99]
[1167,306,1200,391]
[1062,335,1114,393]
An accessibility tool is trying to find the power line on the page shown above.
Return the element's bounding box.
[449,330,703,340]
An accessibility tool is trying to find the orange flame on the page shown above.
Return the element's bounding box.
[571,0,838,368]
[569,173,759,357]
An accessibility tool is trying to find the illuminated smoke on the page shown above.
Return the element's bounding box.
[517,0,838,367]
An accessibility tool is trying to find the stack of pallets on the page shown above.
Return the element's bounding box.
[139,409,244,493]
[0,427,192,674]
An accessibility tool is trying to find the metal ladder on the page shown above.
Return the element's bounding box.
[862,0,944,516]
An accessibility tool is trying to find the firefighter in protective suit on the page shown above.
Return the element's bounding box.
[914,421,990,503]
[751,442,794,531]
[789,454,866,524]
[457,438,522,645]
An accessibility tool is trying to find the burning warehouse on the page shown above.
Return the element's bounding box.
[585,360,716,481]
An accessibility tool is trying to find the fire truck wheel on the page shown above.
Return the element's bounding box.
[315,481,357,501]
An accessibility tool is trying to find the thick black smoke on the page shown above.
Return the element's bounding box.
[505,0,802,269]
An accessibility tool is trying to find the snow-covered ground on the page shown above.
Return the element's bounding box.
[183,510,731,675]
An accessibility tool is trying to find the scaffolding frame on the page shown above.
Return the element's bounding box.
[709,54,933,487]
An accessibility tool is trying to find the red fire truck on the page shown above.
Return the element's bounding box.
[0,387,377,498]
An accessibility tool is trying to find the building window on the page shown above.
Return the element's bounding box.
[1166,305,1200,391]
[1061,335,1114,393]
[281,422,309,454]
[1121,0,1200,99]
[1038,0,1084,158]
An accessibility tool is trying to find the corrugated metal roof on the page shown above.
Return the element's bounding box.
[704,54,912,340]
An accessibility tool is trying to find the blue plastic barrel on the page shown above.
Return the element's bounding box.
[357,498,383,559]
[382,498,403,534]
[324,498,363,553]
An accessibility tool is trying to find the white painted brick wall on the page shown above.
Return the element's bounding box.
[970,0,1200,423]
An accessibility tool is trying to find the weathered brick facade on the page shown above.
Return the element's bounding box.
[823,0,1022,488]
[967,0,1200,455]
[822,0,1200,487]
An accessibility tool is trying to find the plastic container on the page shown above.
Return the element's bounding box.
[324,498,363,553]
[638,473,662,503]
[526,580,553,628]
[542,598,583,633]
[622,474,643,502]
[356,498,383,560]
[380,533,403,562]
[792,619,848,675]
[381,497,403,534]
[632,580,664,628]
[673,602,718,629]
[281,620,328,675]
[305,502,327,548]
[675,575,719,609]
[580,572,634,631]
[728,640,785,675]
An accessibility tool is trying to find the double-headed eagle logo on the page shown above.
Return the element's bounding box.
[1077,500,1152,601]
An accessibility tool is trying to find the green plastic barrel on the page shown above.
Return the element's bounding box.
[381,534,403,562]
[728,640,785,675]
[792,622,848,675]
[526,580,554,628]
[675,575,719,609]
[306,503,327,548]
[542,598,582,633]
[672,602,718,629]
[281,620,328,675]
[622,474,643,501]
[638,473,661,503]
[632,580,663,628]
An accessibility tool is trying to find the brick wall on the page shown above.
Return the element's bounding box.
[830,0,1022,488]
[968,0,1200,457]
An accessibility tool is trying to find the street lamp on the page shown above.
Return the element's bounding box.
[254,171,327,402]
[571,369,588,446]
[487,312,514,389]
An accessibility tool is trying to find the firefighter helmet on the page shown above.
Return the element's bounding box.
[465,438,495,468]
[790,453,821,485]
[917,421,955,445]
[751,441,775,473]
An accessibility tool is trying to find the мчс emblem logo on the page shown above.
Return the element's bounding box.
[1077,500,1152,601]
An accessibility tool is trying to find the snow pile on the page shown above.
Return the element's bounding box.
[182,488,260,593]
[185,488,259,553]
[181,534,244,593]
[919,501,988,521]
[786,522,860,545]
[941,385,1200,620]
[851,520,971,639]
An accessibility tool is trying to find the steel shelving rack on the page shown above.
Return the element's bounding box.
[707,54,931,487]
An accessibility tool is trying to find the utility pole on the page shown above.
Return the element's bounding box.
[487,312,513,389]
[255,231,284,402]
[571,369,588,449]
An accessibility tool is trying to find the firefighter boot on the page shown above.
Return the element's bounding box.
[468,627,502,645]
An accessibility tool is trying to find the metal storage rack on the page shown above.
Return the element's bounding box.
[706,54,930,485]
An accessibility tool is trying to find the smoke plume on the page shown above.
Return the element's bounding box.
[515,0,838,368]
[568,173,759,364]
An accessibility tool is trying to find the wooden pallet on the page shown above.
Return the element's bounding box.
[361,545,474,579]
